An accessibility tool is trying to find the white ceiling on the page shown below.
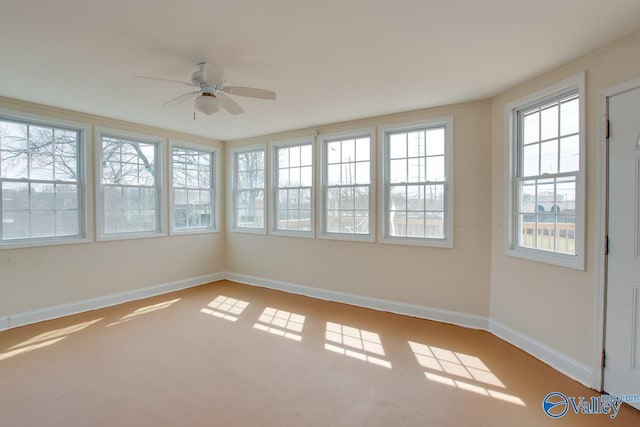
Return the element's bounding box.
[1,1,640,141]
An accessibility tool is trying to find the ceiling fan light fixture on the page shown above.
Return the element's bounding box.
[195,94,221,115]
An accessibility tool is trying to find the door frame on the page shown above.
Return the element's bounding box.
[594,75,640,391]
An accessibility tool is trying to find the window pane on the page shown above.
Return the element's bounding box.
[559,135,579,173]
[426,156,445,181]
[354,162,370,185]
[31,210,55,238]
[407,185,425,211]
[390,185,407,211]
[426,128,445,156]
[519,180,536,213]
[426,212,444,239]
[523,111,539,144]
[327,141,341,164]
[341,139,355,163]
[540,105,558,140]
[522,143,539,177]
[560,98,579,136]
[31,183,54,210]
[557,215,576,254]
[536,214,555,251]
[390,159,407,183]
[540,140,558,174]
[407,131,424,157]
[425,185,444,211]
[355,138,370,161]
[408,158,425,183]
[407,212,425,238]
[389,133,407,159]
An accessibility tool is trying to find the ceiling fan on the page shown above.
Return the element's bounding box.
[136,61,276,117]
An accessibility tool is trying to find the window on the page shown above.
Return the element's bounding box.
[320,132,374,241]
[232,147,265,232]
[170,141,218,233]
[0,111,90,248]
[506,73,585,269]
[381,118,454,247]
[272,141,313,236]
[97,128,164,240]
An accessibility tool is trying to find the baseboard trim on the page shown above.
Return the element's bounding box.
[489,319,592,387]
[224,272,489,330]
[4,272,225,331]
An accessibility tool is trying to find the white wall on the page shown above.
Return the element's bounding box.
[0,97,226,316]
[226,101,493,317]
[490,32,640,367]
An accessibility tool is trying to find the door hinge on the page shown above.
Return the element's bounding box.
[606,120,610,139]
[605,235,609,255]
[602,349,606,369]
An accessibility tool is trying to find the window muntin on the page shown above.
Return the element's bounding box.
[171,146,216,232]
[274,143,312,233]
[324,135,371,235]
[100,134,161,235]
[516,94,579,255]
[0,118,84,242]
[234,149,265,230]
[385,125,449,241]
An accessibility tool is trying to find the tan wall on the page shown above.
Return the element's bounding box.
[490,32,640,366]
[0,97,226,315]
[227,101,493,316]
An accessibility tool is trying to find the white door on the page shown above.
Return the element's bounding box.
[604,85,640,411]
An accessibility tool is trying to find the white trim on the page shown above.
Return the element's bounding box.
[168,139,221,234]
[378,117,454,248]
[225,271,488,330]
[228,143,267,234]
[95,127,167,241]
[489,320,592,387]
[593,75,640,390]
[269,137,315,238]
[504,72,586,270]
[317,128,376,243]
[0,108,93,249]
[2,272,225,331]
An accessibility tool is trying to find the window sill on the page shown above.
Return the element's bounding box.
[170,228,219,236]
[380,236,453,248]
[505,247,585,270]
[318,232,375,243]
[96,231,166,242]
[0,236,92,250]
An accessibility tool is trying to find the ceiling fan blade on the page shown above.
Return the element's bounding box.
[223,86,276,100]
[164,91,199,107]
[218,93,244,115]
[135,75,198,87]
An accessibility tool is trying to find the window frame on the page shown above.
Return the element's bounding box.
[168,139,220,235]
[269,138,315,238]
[505,72,586,270]
[318,128,375,242]
[0,108,92,250]
[379,117,454,248]
[229,144,267,235]
[95,127,166,242]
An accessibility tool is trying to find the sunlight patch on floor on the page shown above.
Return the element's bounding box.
[410,341,525,406]
[324,322,391,368]
[108,299,181,327]
[200,295,249,322]
[8,318,103,350]
[253,307,305,341]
